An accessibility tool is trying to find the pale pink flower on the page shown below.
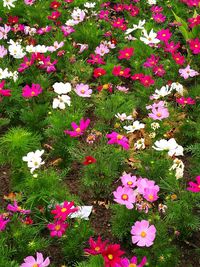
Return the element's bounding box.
[75,83,92,97]
[120,172,137,188]
[0,45,7,58]
[131,220,156,247]
[95,44,110,56]
[20,252,50,267]
[179,65,199,79]
[113,186,136,209]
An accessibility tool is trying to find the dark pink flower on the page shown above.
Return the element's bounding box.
[7,201,31,214]
[172,52,185,65]
[187,176,200,192]
[0,215,10,231]
[84,236,108,255]
[176,97,195,106]
[164,41,180,53]
[22,84,42,98]
[102,244,124,267]
[121,256,147,267]
[51,201,78,221]
[140,75,155,87]
[64,118,90,137]
[106,132,130,150]
[143,54,159,68]
[18,55,35,73]
[189,38,200,54]
[112,66,131,78]
[0,80,11,97]
[188,15,200,28]
[118,47,134,60]
[157,29,172,42]
[47,220,68,237]
[87,54,105,65]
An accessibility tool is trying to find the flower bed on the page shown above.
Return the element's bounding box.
[0,0,200,266]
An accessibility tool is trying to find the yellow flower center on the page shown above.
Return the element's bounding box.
[55,225,61,231]
[81,89,85,94]
[32,264,39,267]
[148,194,154,200]
[127,181,133,185]
[121,194,128,200]
[125,53,130,57]
[140,231,147,238]
[156,112,162,117]
[108,254,113,260]
[103,84,109,89]
[95,246,100,251]
[129,264,137,267]
[119,70,124,75]
[31,91,35,96]
[61,208,67,212]
[76,127,81,132]
[117,134,123,140]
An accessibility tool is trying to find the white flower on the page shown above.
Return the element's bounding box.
[115,113,133,121]
[26,45,36,53]
[171,82,184,96]
[124,120,145,133]
[69,206,93,220]
[52,95,71,110]
[134,138,145,150]
[153,138,184,156]
[84,2,96,8]
[151,85,172,99]
[8,40,26,58]
[148,0,157,5]
[22,150,45,174]
[35,45,48,53]
[169,158,184,179]
[125,20,146,35]
[65,19,77,26]
[140,29,160,45]
[53,82,72,95]
[3,0,17,9]
[71,8,85,23]
[151,122,160,130]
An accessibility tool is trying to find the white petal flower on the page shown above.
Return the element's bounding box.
[140,29,160,45]
[53,82,72,95]
[22,150,45,173]
[153,138,184,156]
[124,121,145,133]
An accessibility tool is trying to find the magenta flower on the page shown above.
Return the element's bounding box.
[157,29,172,42]
[153,65,166,77]
[51,201,78,221]
[148,107,169,121]
[0,215,10,231]
[20,252,50,267]
[118,47,134,60]
[22,84,42,98]
[75,83,92,98]
[164,41,180,54]
[61,25,75,37]
[187,176,200,193]
[143,187,159,202]
[189,38,200,54]
[7,201,31,214]
[47,220,68,237]
[39,55,58,73]
[120,172,137,188]
[87,54,105,65]
[64,118,90,137]
[0,80,11,97]
[18,55,35,73]
[153,13,166,23]
[24,0,36,5]
[188,15,200,28]
[106,131,130,150]
[113,186,136,209]
[176,97,195,106]
[179,65,199,79]
[121,256,147,267]
[143,54,159,68]
[84,236,108,255]
[131,220,156,247]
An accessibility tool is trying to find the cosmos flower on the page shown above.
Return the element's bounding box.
[20,252,50,267]
[113,186,136,209]
[106,132,130,150]
[64,118,90,137]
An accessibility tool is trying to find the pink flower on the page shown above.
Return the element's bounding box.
[143,54,159,68]
[22,84,42,98]
[148,107,169,120]
[64,118,90,137]
[106,131,130,150]
[137,177,159,196]
[24,0,36,5]
[87,54,105,65]
[143,188,159,202]
[179,65,199,79]
[164,41,180,54]
[48,220,68,238]
[7,201,31,214]
[113,186,136,209]
[140,75,155,87]
[99,10,109,21]
[102,244,125,267]
[153,13,166,23]
[112,66,131,78]
[20,252,50,267]
[188,15,200,28]
[93,67,106,78]
[0,215,10,231]
[120,172,137,188]
[51,201,78,221]
[47,11,61,21]
[151,6,163,13]
[18,55,35,73]
[0,45,7,58]
[118,47,134,60]
[39,55,58,73]
[187,176,200,193]
[131,220,156,247]
[75,83,92,97]
[84,236,108,255]
[61,25,75,36]
[112,18,125,28]
[176,97,196,106]
[188,38,200,54]
[153,65,166,77]
[157,29,172,42]
[0,80,11,97]
[37,26,52,35]
[95,44,110,56]
[121,256,147,267]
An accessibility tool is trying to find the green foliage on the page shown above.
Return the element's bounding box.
[75,255,104,267]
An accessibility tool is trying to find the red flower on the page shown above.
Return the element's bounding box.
[7,15,19,25]
[93,68,106,78]
[112,66,131,78]
[172,52,185,65]
[84,236,108,255]
[50,1,61,9]
[47,11,61,21]
[118,47,134,60]
[102,244,125,267]
[83,156,96,165]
